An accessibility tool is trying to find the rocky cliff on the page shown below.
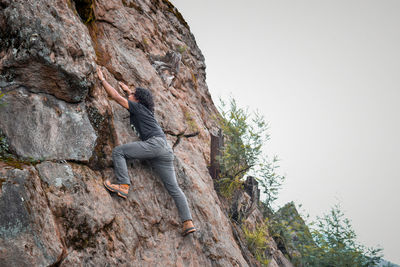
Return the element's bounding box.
[0,1,292,266]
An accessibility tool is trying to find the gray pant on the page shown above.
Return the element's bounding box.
[112,136,192,222]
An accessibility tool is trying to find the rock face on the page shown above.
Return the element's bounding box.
[0,1,292,266]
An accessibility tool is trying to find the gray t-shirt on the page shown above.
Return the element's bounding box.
[128,100,165,141]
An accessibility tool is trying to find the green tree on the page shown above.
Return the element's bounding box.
[217,97,267,180]
[253,155,285,212]
[216,97,285,209]
[296,204,382,267]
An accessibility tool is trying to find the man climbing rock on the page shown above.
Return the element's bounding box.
[97,68,196,236]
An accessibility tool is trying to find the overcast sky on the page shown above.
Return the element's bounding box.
[171,0,400,264]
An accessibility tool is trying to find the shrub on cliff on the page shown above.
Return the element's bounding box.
[216,97,285,210]
[242,220,271,266]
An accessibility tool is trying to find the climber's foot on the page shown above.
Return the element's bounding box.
[104,180,129,199]
[182,220,196,236]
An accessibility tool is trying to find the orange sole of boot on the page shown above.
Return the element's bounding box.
[104,181,128,199]
[182,227,196,236]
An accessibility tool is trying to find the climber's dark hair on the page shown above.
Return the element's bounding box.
[134,87,154,113]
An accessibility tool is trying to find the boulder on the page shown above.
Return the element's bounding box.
[0,0,96,103]
[0,163,64,266]
[0,88,97,161]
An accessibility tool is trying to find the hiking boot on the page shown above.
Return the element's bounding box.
[182,220,196,236]
[104,180,129,199]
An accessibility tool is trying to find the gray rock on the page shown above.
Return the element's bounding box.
[0,170,30,239]
[36,161,75,188]
[0,165,64,267]
[0,88,97,161]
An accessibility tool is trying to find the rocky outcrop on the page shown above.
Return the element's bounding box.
[272,202,316,265]
[0,0,292,266]
[0,0,95,103]
[0,88,97,161]
[229,177,294,267]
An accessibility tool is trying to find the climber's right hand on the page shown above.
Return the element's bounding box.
[118,81,131,93]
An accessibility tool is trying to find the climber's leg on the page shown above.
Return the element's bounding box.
[149,137,193,224]
[105,137,162,198]
[151,156,196,235]
[151,157,193,222]
[112,137,161,185]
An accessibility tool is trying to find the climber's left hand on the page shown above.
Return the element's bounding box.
[97,68,105,81]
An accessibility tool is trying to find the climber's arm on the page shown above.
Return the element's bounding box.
[101,79,129,109]
[97,68,129,109]
[118,81,133,95]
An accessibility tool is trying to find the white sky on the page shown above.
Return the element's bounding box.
[171,0,400,264]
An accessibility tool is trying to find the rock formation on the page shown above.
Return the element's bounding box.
[0,0,293,266]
